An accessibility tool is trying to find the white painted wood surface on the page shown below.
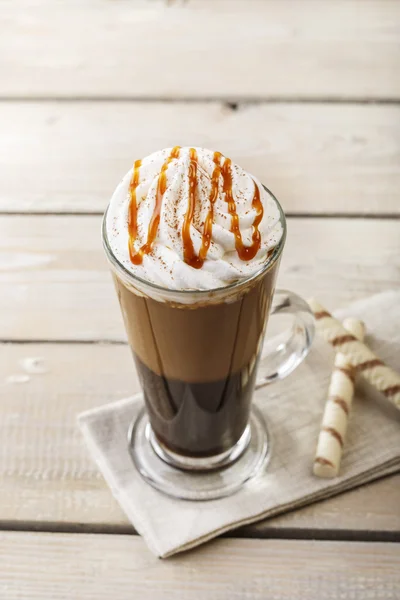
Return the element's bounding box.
[0,0,399,587]
[1,1,399,100]
[1,342,399,535]
[1,533,399,599]
[2,102,399,215]
[0,215,398,341]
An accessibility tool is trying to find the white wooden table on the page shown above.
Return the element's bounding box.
[0,1,399,597]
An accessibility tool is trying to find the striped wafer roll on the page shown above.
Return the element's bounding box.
[314,318,365,478]
[308,299,400,410]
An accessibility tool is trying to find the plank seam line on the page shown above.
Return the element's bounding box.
[0,97,400,105]
[0,521,398,543]
[0,339,127,345]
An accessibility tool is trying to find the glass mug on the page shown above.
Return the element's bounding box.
[102,186,315,500]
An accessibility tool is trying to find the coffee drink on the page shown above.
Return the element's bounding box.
[104,147,283,459]
[114,262,279,457]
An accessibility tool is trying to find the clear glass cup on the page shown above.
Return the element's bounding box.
[102,185,315,500]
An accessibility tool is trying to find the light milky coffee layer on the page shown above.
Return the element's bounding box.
[106,146,283,292]
[114,264,277,382]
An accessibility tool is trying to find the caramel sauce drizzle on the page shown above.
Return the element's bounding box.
[199,151,223,261]
[182,150,223,269]
[128,147,264,268]
[221,157,264,262]
[181,148,200,268]
[127,159,142,251]
[128,146,181,265]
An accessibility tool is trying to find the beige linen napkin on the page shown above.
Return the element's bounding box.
[79,291,400,557]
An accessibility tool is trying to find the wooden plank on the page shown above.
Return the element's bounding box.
[0,215,399,341]
[1,1,399,100]
[1,533,399,599]
[1,341,399,535]
[2,102,400,215]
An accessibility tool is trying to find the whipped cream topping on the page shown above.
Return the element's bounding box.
[106,147,283,292]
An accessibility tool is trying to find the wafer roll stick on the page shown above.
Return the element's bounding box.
[308,299,400,410]
[314,318,365,478]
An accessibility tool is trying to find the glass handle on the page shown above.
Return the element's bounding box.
[256,289,315,388]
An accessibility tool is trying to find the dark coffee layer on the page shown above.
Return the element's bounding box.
[134,353,258,457]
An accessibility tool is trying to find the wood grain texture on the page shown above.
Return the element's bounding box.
[1,1,399,100]
[1,0,399,577]
[1,533,399,599]
[2,102,400,215]
[1,342,399,535]
[0,215,399,341]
